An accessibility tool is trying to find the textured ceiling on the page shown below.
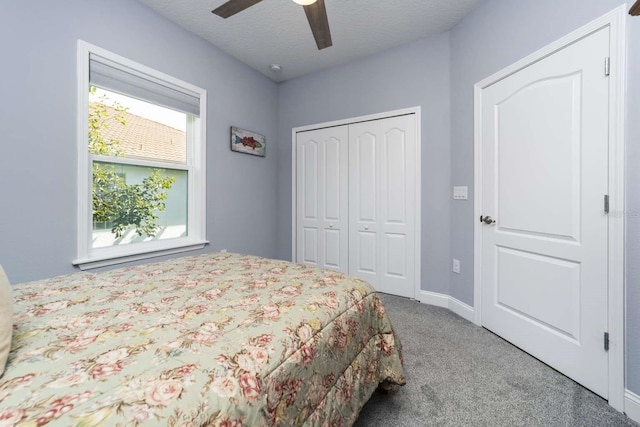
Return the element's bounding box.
[137,0,480,82]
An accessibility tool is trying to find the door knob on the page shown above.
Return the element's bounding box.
[480,215,496,225]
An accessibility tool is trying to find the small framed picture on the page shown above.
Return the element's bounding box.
[230,126,266,157]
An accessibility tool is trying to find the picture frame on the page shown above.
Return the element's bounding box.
[230,126,266,157]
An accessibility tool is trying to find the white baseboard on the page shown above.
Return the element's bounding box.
[419,290,475,323]
[625,389,640,423]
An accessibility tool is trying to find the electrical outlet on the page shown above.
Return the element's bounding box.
[453,259,461,274]
[220,249,227,253]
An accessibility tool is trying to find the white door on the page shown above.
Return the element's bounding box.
[480,27,610,397]
[349,115,416,297]
[296,126,349,272]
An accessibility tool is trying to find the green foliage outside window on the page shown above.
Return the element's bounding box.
[89,86,176,238]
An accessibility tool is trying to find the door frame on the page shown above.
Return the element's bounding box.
[473,6,626,410]
[291,106,422,300]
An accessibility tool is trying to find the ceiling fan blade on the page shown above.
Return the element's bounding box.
[303,0,332,50]
[212,0,263,18]
[630,0,640,15]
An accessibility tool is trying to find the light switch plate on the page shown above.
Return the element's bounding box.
[453,186,468,200]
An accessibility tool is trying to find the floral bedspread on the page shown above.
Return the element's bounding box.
[0,253,405,426]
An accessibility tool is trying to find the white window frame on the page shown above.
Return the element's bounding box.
[74,40,207,270]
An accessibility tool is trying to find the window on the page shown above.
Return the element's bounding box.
[75,41,207,269]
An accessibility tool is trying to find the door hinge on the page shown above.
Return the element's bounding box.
[605,57,610,77]
[604,332,610,351]
[604,195,609,214]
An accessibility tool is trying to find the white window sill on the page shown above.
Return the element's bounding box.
[73,240,209,270]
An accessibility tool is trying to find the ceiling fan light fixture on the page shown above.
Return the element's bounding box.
[213,0,331,51]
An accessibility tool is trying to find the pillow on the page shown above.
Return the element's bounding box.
[0,265,12,376]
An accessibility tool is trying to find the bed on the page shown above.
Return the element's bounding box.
[0,252,405,426]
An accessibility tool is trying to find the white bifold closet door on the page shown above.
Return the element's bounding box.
[296,114,416,298]
[348,115,416,297]
[296,126,349,272]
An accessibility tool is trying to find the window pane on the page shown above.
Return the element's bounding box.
[92,162,187,249]
[89,87,187,164]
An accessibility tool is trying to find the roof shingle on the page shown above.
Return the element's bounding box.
[90,103,186,164]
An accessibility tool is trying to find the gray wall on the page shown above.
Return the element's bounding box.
[449,0,640,394]
[0,0,279,283]
[275,34,453,296]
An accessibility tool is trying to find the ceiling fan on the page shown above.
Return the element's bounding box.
[212,0,332,50]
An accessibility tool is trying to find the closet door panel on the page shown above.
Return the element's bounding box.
[355,131,377,223]
[379,115,415,297]
[296,126,348,272]
[357,231,377,273]
[302,228,319,265]
[324,137,342,221]
[349,115,415,297]
[321,127,349,272]
[349,125,380,288]
[324,229,342,269]
[385,233,406,277]
[302,141,319,220]
[297,139,320,267]
[384,128,407,224]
